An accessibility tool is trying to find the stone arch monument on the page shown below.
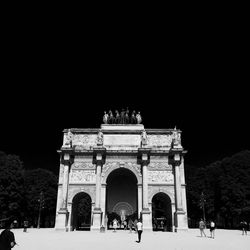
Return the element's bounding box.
[55,111,188,232]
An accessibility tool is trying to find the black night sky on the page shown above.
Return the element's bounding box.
[1,17,249,176]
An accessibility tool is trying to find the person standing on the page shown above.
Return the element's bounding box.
[199,218,206,237]
[113,219,118,232]
[210,220,215,238]
[0,220,16,250]
[240,220,248,235]
[136,219,143,243]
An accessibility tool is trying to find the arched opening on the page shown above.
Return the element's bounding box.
[71,192,91,231]
[106,168,138,230]
[152,192,172,232]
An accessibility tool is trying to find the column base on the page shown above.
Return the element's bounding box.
[174,210,188,232]
[55,209,68,231]
[141,208,152,231]
[91,208,102,231]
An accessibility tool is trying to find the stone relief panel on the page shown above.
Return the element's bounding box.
[148,186,175,203]
[148,171,174,183]
[73,134,97,149]
[148,162,172,171]
[147,135,172,148]
[68,186,95,203]
[71,162,95,169]
[69,170,96,183]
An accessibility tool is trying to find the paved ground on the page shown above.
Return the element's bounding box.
[3,228,249,250]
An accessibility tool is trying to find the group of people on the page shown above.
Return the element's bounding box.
[103,109,142,124]
[199,218,216,238]
[199,218,249,238]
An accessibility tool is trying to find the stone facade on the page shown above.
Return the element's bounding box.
[55,124,188,232]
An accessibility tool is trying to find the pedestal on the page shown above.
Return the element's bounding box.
[174,211,188,232]
[55,209,68,231]
[91,208,102,231]
[141,208,152,231]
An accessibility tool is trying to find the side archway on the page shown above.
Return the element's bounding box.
[152,192,172,232]
[71,192,92,231]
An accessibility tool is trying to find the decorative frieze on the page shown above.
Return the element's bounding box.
[148,171,174,183]
[148,162,172,171]
[73,134,97,149]
[69,170,96,183]
[147,135,172,148]
[71,162,95,169]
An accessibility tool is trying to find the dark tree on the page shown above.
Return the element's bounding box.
[0,151,25,222]
[24,168,58,227]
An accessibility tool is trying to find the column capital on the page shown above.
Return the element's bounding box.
[169,149,183,166]
[137,147,151,165]
[93,147,106,165]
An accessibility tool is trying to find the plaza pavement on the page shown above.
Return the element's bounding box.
[3,228,249,250]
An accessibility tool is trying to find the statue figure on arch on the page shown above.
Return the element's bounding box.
[64,129,73,147]
[172,126,181,147]
[103,111,108,124]
[136,111,142,124]
[97,129,104,146]
[141,129,148,147]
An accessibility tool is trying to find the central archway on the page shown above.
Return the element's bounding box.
[106,168,138,229]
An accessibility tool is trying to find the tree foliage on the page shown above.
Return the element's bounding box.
[0,151,58,227]
[186,150,250,228]
[0,151,25,220]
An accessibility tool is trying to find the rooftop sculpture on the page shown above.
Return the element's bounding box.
[103,108,142,124]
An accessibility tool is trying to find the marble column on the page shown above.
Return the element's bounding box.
[173,153,187,231]
[141,153,152,231]
[137,184,142,219]
[92,149,105,231]
[55,153,71,231]
[101,184,106,227]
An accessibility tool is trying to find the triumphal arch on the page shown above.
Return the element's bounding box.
[55,110,188,232]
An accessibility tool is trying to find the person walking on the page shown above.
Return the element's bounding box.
[199,218,206,237]
[240,220,248,235]
[210,220,215,238]
[136,219,143,243]
[0,220,17,250]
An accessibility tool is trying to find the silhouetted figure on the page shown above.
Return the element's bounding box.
[0,220,16,250]
[108,110,115,124]
[120,108,126,124]
[240,220,248,235]
[131,110,137,124]
[115,110,120,124]
[125,108,130,124]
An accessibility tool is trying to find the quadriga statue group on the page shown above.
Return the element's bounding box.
[103,108,142,124]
